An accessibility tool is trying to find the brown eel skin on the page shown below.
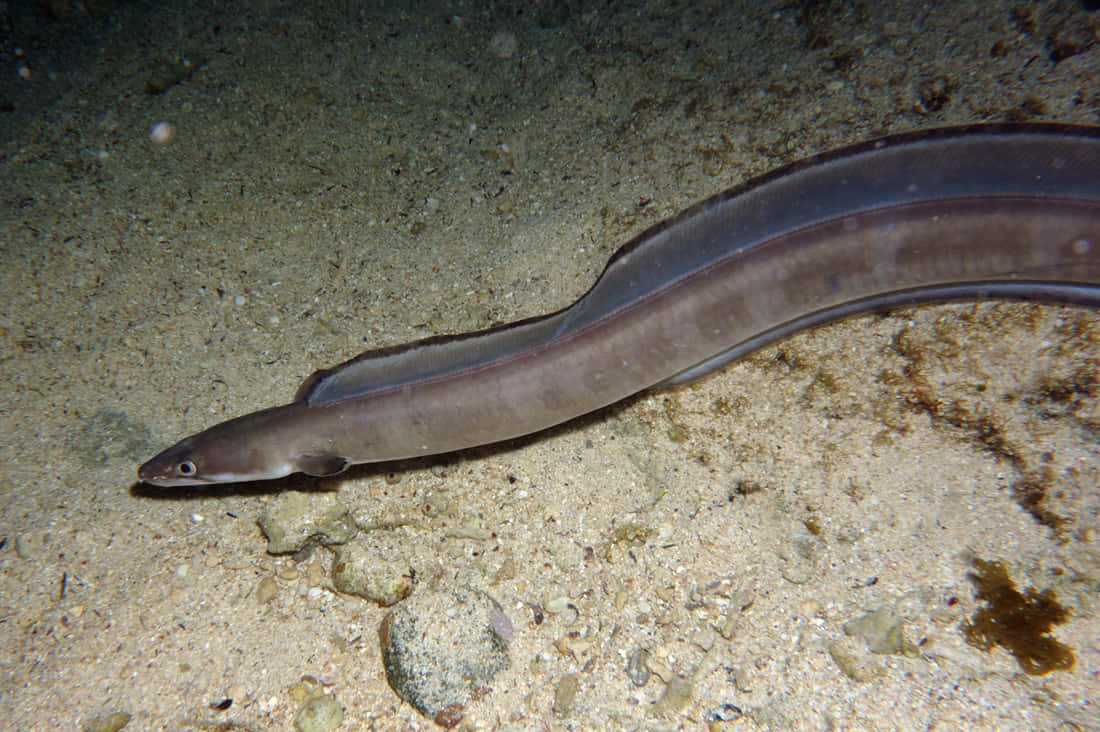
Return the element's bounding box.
[139,123,1100,487]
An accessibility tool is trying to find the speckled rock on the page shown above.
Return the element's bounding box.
[257,490,357,554]
[331,531,414,606]
[379,586,511,727]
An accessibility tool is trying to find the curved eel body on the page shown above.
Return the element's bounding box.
[139,123,1100,486]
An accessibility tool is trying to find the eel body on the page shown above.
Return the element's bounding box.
[139,123,1100,486]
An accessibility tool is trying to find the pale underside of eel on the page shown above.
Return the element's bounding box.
[138,123,1100,487]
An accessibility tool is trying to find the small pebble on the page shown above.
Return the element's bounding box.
[705,703,744,723]
[288,679,317,704]
[81,711,131,732]
[488,31,518,59]
[149,121,175,144]
[305,562,326,587]
[278,564,300,581]
[651,675,694,717]
[843,604,916,656]
[552,673,579,715]
[256,576,278,604]
[829,638,885,682]
[15,531,46,559]
[294,693,343,732]
[625,648,651,687]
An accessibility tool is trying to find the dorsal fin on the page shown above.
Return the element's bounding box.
[294,367,334,402]
[296,310,574,406]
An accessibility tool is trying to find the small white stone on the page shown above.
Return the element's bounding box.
[150,121,176,144]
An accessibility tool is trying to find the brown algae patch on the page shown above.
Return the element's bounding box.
[961,558,1074,675]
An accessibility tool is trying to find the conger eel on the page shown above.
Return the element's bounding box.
[139,123,1100,487]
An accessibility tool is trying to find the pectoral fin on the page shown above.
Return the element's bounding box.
[295,454,349,477]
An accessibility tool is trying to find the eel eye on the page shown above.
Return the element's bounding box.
[176,460,197,477]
